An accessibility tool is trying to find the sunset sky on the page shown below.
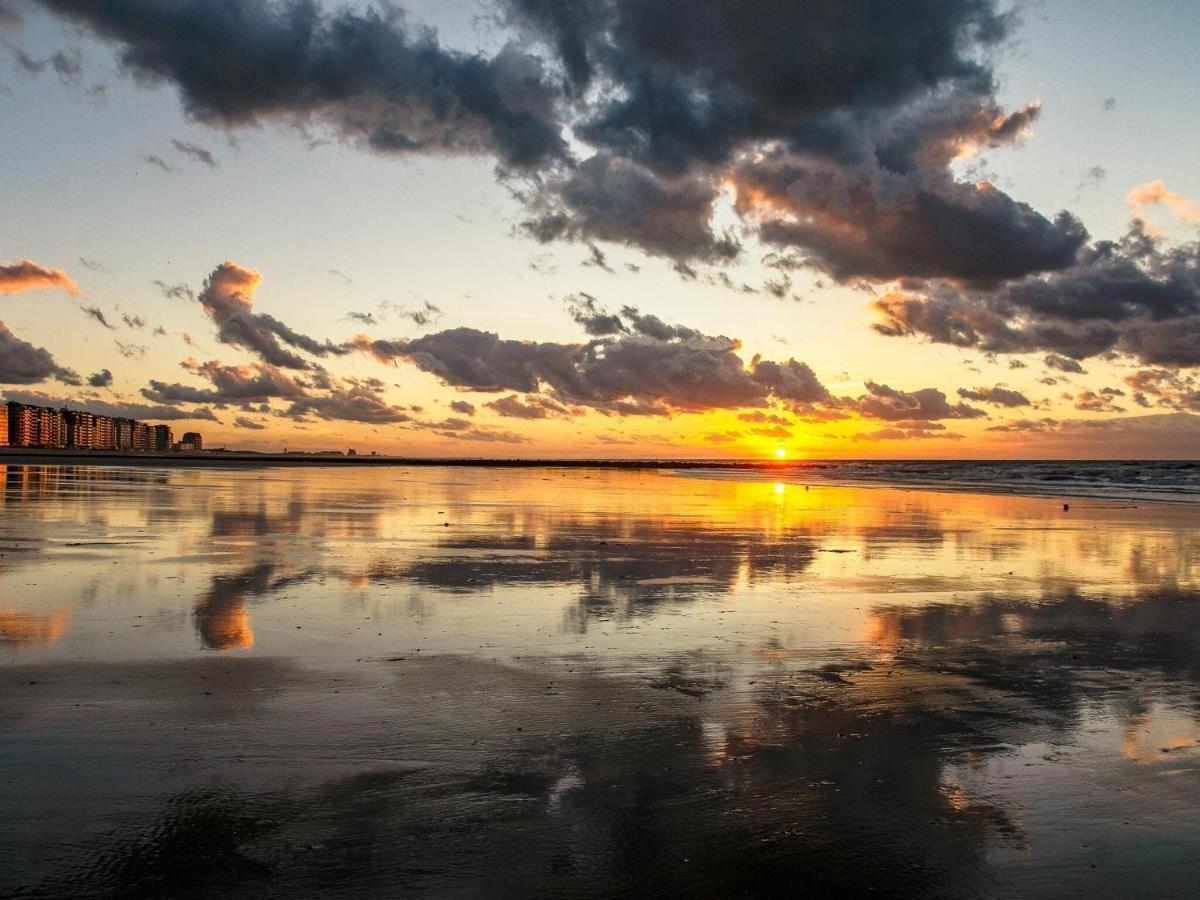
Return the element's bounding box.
[3,0,1200,458]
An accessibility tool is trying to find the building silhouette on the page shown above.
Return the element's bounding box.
[3,400,201,453]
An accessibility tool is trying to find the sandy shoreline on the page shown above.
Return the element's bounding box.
[3,466,1200,895]
[3,449,1199,504]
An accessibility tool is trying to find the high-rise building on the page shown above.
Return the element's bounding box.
[152,425,174,451]
[114,418,133,450]
[94,415,115,450]
[7,402,36,446]
[4,400,185,452]
[63,410,119,450]
[179,432,204,451]
[37,406,65,448]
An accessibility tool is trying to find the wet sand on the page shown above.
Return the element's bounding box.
[2,464,1200,896]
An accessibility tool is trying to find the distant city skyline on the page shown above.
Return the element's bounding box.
[3,0,1200,458]
[1,397,197,452]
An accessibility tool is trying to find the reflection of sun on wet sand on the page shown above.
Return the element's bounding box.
[0,608,71,647]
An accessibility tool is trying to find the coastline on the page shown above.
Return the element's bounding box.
[2,448,1200,504]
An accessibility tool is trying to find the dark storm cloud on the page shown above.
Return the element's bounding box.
[0,322,80,385]
[33,0,1096,290]
[521,154,740,264]
[171,138,218,167]
[0,1,21,28]
[871,223,1200,367]
[36,0,567,171]
[955,385,1030,407]
[509,0,1011,174]
[197,261,350,369]
[737,157,1086,284]
[87,368,113,388]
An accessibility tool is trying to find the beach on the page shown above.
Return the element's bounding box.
[2,463,1200,897]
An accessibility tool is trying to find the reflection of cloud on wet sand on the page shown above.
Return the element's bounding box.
[0,608,71,646]
[0,609,70,643]
[194,566,272,650]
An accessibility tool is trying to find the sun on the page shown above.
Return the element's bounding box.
[774,447,787,459]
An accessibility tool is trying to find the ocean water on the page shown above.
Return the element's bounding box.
[1,463,1200,897]
[697,458,1200,502]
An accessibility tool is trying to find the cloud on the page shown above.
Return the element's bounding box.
[0,1,21,28]
[521,154,740,264]
[1123,368,1200,411]
[11,45,84,82]
[1073,387,1124,413]
[853,424,965,442]
[197,261,350,369]
[0,259,80,296]
[0,322,80,385]
[449,400,476,416]
[141,153,174,173]
[1077,165,1106,194]
[171,138,218,168]
[121,313,146,329]
[2,389,218,421]
[142,359,309,405]
[730,153,1085,284]
[153,279,194,301]
[283,385,410,425]
[353,301,841,417]
[400,301,443,328]
[870,222,1200,367]
[234,415,267,430]
[1044,353,1085,374]
[1127,180,1200,227]
[484,394,571,419]
[38,0,567,171]
[345,311,378,326]
[87,368,113,388]
[115,340,146,359]
[78,256,106,272]
[33,0,1100,298]
[956,385,1030,407]
[81,305,114,329]
[851,381,985,422]
[581,243,613,273]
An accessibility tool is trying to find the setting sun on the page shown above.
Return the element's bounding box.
[774,448,788,459]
